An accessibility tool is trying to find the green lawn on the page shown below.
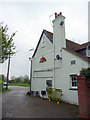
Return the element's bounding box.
[9,83,30,87]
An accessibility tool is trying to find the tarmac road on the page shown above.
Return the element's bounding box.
[2,86,79,118]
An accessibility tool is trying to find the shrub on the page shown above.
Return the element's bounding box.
[23,75,30,84]
[80,68,90,80]
[15,77,22,83]
[9,80,16,83]
[0,74,6,82]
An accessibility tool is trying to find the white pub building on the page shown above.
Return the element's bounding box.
[30,12,90,105]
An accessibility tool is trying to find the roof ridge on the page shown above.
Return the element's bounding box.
[32,29,90,61]
[80,41,90,46]
[44,29,89,46]
[43,29,53,34]
[66,39,80,45]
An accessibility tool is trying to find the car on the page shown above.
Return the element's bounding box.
[3,82,7,86]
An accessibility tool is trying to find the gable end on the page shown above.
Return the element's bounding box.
[32,30,53,58]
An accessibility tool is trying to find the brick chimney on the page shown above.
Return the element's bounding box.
[55,12,62,19]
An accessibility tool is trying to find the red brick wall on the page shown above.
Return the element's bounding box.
[87,81,90,118]
[77,75,90,119]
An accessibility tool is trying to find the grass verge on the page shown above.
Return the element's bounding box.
[0,87,10,93]
[9,83,30,87]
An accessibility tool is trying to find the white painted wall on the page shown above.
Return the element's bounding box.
[31,33,54,97]
[53,14,66,56]
[31,13,90,105]
[54,49,89,105]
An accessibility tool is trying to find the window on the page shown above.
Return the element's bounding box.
[42,36,45,48]
[46,80,52,86]
[71,60,76,65]
[70,75,77,89]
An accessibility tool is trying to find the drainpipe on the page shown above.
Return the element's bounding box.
[53,36,55,89]
[29,48,34,92]
[29,57,32,92]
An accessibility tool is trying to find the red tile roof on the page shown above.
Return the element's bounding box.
[33,29,90,63]
[66,39,81,51]
[63,48,90,63]
[44,29,53,40]
[44,29,82,51]
[44,30,90,62]
[75,41,90,51]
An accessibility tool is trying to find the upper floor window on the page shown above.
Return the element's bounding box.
[42,36,45,48]
[71,60,76,65]
[70,74,77,89]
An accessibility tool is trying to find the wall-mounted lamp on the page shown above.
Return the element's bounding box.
[60,21,64,26]
[56,54,62,60]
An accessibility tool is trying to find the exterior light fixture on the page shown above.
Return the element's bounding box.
[56,54,62,60]
[60,21,64,26]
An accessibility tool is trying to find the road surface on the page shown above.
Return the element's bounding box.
[2,86,79,118]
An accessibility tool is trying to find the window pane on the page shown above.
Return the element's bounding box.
[70,75,77,88]
[76,81,77,87]
[75,82,77,87]
[72,82,74,86]
[71,60,76,65]
[74,76,76,80]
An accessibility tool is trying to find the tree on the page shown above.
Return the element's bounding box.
[15,77,22,83]
[9,76,16,83]
[23,75,30,84]
[0,23,16,63]
[0,74,6,82]
[0,22,16,89]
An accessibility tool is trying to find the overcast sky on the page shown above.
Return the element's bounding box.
[0,0,89,79]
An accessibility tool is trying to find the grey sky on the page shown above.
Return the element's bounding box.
[0,0,89,78]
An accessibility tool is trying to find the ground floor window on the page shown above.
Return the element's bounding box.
[70,74,77,89]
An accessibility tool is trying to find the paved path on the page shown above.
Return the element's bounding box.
[2,86,79,118]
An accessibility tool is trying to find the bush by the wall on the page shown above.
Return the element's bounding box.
[80,68,90,80]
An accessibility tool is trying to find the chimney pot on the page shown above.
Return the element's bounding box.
[59,12,62,15]
[55,13,58,18]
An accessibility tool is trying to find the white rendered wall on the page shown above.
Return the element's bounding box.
[54,49,89,105]
[31,14,89,104]
[31,33,54,96]
[53,15,66,57]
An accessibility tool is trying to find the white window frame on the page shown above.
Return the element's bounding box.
[70,74,77,89]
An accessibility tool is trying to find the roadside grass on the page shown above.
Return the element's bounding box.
[2,87,9,92]
[9,83,30,87]
[0,87,10,93]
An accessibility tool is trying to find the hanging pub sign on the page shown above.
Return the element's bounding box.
[40,56,46,63]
